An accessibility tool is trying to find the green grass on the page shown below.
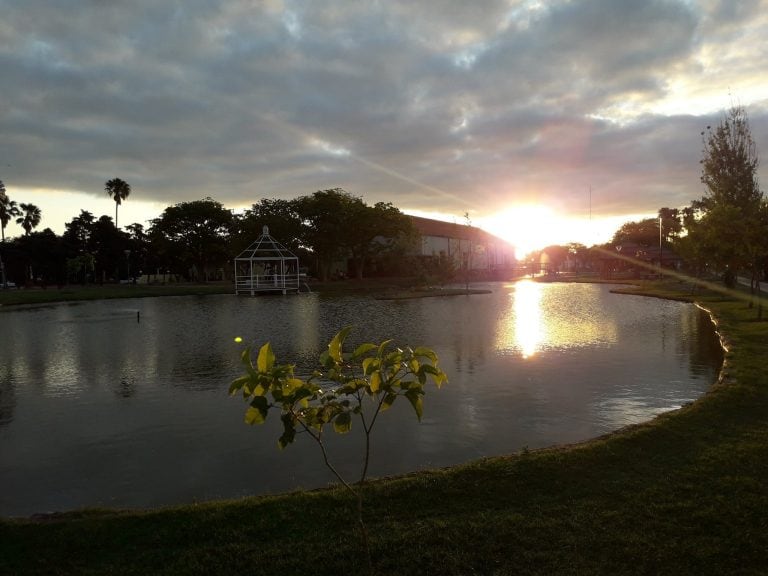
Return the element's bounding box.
[0,283,233,306]
[2,280,767,574]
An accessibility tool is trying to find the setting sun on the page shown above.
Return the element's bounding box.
[480,205,585,259]
[478,205,647,259]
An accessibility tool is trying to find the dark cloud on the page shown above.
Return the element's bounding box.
[0,0,766,234]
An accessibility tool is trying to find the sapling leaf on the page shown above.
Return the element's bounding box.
[377,339,393,358]
[245,396,269,425]
[229,375,250,395]
[381,392,397,411]
[362,357,378,375]
[256,342,275,373]
[405,390,423,420]
[370,370,382,393]
[413,346,438,363]
[278,413,296,448]
[333,411,352,433]
[329,326,353,363]
[352,343,377,359]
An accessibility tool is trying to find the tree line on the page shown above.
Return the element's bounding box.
[2,104,765,290]
[0,187,417,287]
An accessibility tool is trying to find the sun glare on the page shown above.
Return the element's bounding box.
[480,205,579,259]
[479,204,634,259]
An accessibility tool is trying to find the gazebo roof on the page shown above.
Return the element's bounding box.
[235,226,298,261]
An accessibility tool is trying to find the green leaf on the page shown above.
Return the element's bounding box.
[256,342,276,373]
[281,377,305,396]
[413,346,438,363]
[328,326,353,363]
[405,390,423,421]
[229,375,251,395]
[377,339,393,358]
[362,357,378,375]
[383,349,402,367]
[333,411,352,433]
[245,396,269,425]
[370,370,382,393]
[352,342,377,359]
[381,392,397,411]
[278,413,296,449]
[418,364,447,388]
[240,347,261,381]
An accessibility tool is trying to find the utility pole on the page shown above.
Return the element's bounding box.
[659,216,663,277]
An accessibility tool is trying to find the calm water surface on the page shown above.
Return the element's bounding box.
[0,282,722,516]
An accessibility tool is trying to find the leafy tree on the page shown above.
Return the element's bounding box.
[15,203,41,236]
[62,211,97,283]
[149,197,233,281]
[231,327,446,569]
[125,223,150,280]
[694,104,764,287]
[0,181,20,287]
[234,198,305,255]
[0,181,21,242]
[62,210,96,252]
[611,218,661,247]
[699,106,761,211]
[105,178,131,228]
[295,189,361,280]
[14,229,65,285]
[658,207,683,242]
[89,216,130,282]
[60,211,130,283]
[347,201,414,280]
[295,189,414,280]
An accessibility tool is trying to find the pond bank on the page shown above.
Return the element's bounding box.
[0,277,446,306]
[1,279,766,575]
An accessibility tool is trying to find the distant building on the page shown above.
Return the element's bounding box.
[409,216,516,276]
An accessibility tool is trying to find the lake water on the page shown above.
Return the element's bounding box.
[0,281,722,517]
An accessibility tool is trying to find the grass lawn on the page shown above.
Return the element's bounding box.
[1,279,767,575]
[0,283,235,307]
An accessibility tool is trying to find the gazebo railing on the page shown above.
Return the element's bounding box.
[235,271,301,294]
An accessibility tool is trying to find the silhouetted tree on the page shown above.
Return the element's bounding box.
[16,203,41,236]
[149,197,233,281]
[295,189,414,280]
[0,181,21,242]
[611,218,661,247]
[105,178,131,228]
[234,198,305,255]
[694,104,763,287]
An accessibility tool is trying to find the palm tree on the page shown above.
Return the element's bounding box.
[16,203,42,236]
[0,180,20,242]
[105,178,131,228]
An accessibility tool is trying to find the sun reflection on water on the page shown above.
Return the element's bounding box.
[513,280,543,358]
[496,280,619,358]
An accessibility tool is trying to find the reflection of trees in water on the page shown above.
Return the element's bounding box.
[116,375,137,398]
[170,353,230,391]
[0,368,16,427]
[687,308,725,378]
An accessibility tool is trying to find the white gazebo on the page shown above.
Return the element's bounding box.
[234,226,301,295]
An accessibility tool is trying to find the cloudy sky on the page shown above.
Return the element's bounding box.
[1,0,767,251]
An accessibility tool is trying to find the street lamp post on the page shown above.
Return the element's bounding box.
[124,249,131,283]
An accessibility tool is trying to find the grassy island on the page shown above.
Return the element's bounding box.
[1,279,767,575]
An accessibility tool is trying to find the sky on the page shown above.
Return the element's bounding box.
[1,0,767,255]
